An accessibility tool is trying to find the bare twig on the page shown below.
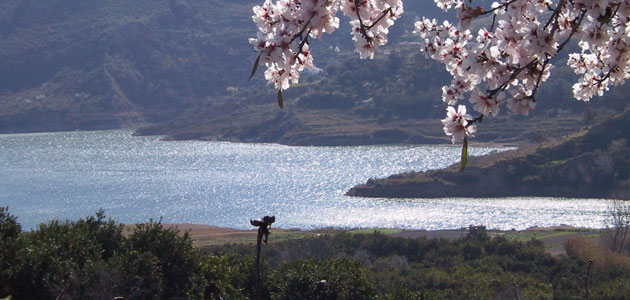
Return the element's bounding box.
[478,0,519,17]
[55,275,73,300]
[584,258,593,300]
[204,281,224,300]
[366,8,393,31]
[512,282,521,300]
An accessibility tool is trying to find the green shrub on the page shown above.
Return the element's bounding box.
[0,207,22,297]
[8,210,125,299]
[6,211,202,300]
[271,258,377,300]
[198,253,261,300]
[126,219,200,299]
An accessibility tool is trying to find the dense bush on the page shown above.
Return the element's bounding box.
[2,208,630,299]
[0,207,21,298]
[8,210,127,299]
[210,231,630,299]
[270,258,376,300]
[5,211,202,300]
[126,220,200,299]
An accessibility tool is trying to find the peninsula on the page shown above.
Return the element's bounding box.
[347,110,630,200]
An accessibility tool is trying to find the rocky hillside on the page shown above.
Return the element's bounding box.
[0,0,625,146]
[347,110,630,199]
[0,0,272,132]
[0,0,442,133]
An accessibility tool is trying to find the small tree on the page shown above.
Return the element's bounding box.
[606,200,630,254]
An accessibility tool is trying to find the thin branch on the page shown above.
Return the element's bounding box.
[55,275,73,300]
[478,0,519,17]
[512,282,521,300]
[595,65,617,83]
[490,14,497,32]
[296,28,313,60]
[367,7,393,30]
[289,12,316,44]
[544,0,565,32]
[466,114,484,127]
[354,1,372,44]
[486,58,538,97]
[556,10,586,53]
[530,59,550,101]
[584,258,593,300]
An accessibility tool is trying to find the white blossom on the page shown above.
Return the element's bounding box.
[251,0,630,142]
[441,105,476,143]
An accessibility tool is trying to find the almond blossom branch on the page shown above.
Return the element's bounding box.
[290,12,317,44]
[366,7,393,30]
[478,0,520,16]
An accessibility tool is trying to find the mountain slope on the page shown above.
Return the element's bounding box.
[0,0,625,146]
[0,0,264,131]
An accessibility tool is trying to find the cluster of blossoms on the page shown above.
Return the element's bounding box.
[418,0,630,143]
[251,0,630,143]
[249,0,403,90]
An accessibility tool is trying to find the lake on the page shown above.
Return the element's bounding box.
[0,130,611,230]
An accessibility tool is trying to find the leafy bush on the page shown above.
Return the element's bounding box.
[270,258,377,300]
[3,208,630,299]
[198,253,261,300]
[8,210,125,299]
[125,219,200,299]
[6,211,202,300]
[0,207,21,297]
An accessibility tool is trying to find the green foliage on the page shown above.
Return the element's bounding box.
[0,207,21,298]
[8,210,125,299]
[271,258,377,300]
[467,225,489,242]
[126,219,200,299]
[3,208,630,299]
[210,231,630,299]
[5,210,202,300]
[198,253,260,300]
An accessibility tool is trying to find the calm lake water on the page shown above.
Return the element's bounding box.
[0,130,611,230]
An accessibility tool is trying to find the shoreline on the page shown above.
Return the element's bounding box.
[0,127,521,148]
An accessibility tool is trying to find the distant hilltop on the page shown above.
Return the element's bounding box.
[0,0,626,146]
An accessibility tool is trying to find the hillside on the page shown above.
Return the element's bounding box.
[133,45,617,145]
[347,110,630,199]
[0,0,626,145]
[0,0,267,131]
[0,0,441,133]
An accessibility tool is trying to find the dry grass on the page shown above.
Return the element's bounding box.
[564,236,630,271]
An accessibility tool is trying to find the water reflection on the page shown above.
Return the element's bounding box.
[0,130,610,230]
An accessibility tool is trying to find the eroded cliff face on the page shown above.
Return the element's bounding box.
[347,110,630,200]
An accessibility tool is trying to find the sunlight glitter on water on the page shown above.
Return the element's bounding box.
[0,130,613,230]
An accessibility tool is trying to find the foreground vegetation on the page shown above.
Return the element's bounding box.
[1,208,629,299]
